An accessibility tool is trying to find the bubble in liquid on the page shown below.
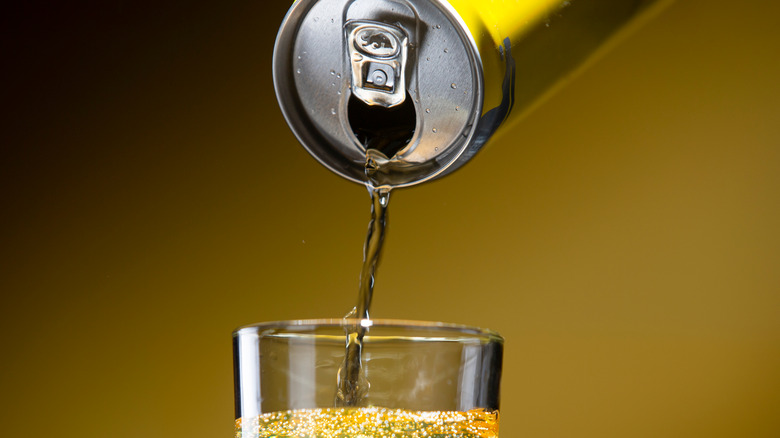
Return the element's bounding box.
[336,73,341,78]
[331,108,337,115]
[455,106,460,111]
[444,48,449,53]
[426,57,430,61]
[425,108,431,113]
[432,128,438,133]
[435,147,439,151]
[330,70,336,75]
[296,68,302,74]
[435,24,441,29]
[451,83,457,89]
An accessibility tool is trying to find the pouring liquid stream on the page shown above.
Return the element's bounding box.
[335,150,393,407]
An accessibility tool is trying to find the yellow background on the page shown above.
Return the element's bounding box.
[2,1,778,437]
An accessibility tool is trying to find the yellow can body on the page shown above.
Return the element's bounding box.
[448,0,672,129]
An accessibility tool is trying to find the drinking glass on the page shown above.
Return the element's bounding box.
[233,319,503,438]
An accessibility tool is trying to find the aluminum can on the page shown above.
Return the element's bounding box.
[273,0,669,187]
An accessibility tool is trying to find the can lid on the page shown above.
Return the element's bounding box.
[273,0,483,188]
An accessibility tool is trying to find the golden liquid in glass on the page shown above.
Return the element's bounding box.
[236,407,498,438]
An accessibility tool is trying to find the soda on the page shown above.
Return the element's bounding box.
[236,407,498,438]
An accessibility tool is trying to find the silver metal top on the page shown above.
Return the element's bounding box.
[273,0,484,187]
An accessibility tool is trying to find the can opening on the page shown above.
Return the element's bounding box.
[347,91,416,160]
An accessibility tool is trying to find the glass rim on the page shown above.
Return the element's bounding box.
[233,318,503,343]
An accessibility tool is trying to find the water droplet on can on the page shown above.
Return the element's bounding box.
[425,108,431,113]
[330,70,335,75]
[451,83,457,89]
[331,108,336,115]
[455,106,460,111]
[443,48,449,53]
[296,68,302,74]
[435,24,441,29]
[432,128,438,133]
[336,73,341,79]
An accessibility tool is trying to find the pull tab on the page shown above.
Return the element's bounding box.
[346,21,408,108]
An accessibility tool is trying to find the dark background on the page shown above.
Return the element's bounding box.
[2,1,779,437]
